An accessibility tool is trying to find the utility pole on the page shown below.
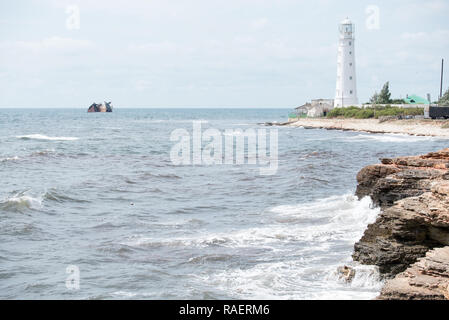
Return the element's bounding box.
[440,58,444,101]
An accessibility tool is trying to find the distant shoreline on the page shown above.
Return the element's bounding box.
[287,118,449,137]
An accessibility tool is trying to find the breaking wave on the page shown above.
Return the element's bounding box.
[16,134,79,141]
[344,133,442,143]
[0,193,43,212]
[0,156,19,163]
[124,194,378,249]
[122,194,382,299]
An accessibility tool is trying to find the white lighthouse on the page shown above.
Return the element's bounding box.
[334,18,358,107]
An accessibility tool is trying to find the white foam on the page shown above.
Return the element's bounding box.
[125,194,382,299]
[111,291,137,298]
[190,194,381,299]
[16,134,79,141]
[325,264,383,290]
[0,194,43,212]
[269,195,379,241]
[345,133,441,143]
[197,261,382,300]
[0,156,19,162]
[125,195,379,249]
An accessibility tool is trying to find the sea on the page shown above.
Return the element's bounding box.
[1,108,448,300]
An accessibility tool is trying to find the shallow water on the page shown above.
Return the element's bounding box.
[1,108,448,299]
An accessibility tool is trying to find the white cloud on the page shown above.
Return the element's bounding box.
[401,30,449,44]
[250,18,268,30]
[394,0,449,21]
[0,36,92,52]
[423,0,449,11]
[1,0,448,106]
[128,41,195,55]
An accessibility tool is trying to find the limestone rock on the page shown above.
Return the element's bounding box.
[378,246,449,300]
[355,148,449,208]
[353,148,449,296]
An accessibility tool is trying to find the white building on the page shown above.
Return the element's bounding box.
[334,18,358,107]
[294,99,334,118]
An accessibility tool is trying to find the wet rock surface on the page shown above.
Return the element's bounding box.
[352,148,449,299]
[337,265,356,283]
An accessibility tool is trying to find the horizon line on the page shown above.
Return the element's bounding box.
[0,106,294,109]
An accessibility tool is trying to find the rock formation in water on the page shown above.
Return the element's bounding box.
[352,148,449,299]
[88,101,113,113]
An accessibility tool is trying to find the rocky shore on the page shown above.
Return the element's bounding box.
[352,148,449,299]
[287,118,449,137]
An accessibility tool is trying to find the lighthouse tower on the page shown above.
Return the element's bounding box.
[334,18,358,107]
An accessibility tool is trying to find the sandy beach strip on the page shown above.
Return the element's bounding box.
[287,118,449,137]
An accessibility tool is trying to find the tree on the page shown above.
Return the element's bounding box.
[439,87,449,105]
[369,82,393,104]
[378,81,392,104]
[369,91,379,104]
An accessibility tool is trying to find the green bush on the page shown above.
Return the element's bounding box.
[355,109,375,119]
[327,106,423,119]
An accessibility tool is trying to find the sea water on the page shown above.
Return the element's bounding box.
[1,108,448,299]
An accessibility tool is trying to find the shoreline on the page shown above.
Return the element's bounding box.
[353,148,449,299]
[286,118,449,137]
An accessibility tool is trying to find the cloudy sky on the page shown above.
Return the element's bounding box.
[0,0,448,107]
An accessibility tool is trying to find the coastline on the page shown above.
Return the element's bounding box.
[287,118,449,137]
[352,148,449,299]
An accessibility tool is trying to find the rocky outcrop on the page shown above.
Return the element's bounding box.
[352,148,449,299]
[355,149,449,207]
[87,101,113,113]
[354,181,449,275]
[378,246,449,300]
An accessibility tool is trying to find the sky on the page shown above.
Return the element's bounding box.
[0,0,448,107]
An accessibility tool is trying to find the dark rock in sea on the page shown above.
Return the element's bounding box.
[352,148,449,299]
[259,121,290,126]
[337,265,356,283]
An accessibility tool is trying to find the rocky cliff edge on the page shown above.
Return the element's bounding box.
[352,148,449,299]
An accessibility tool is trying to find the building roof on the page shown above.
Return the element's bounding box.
[404,94,430,104]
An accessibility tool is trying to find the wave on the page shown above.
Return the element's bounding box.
[43,189,88,204]
[196,260,382,300]
[344,133,442,143]
[16,134,79,141]
[139,172,181,180]
[0,193,42,212]
[269,194,379,239]
[0,156,19,163]
[123,195,378,250]
[325,264,383,292]
[30,149,56,157]
[0,222,43,236]
[121,194,381,299]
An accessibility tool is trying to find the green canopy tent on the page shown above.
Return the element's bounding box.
[404,94,430,104]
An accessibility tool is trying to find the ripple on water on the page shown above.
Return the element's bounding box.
[44,189,89,204]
